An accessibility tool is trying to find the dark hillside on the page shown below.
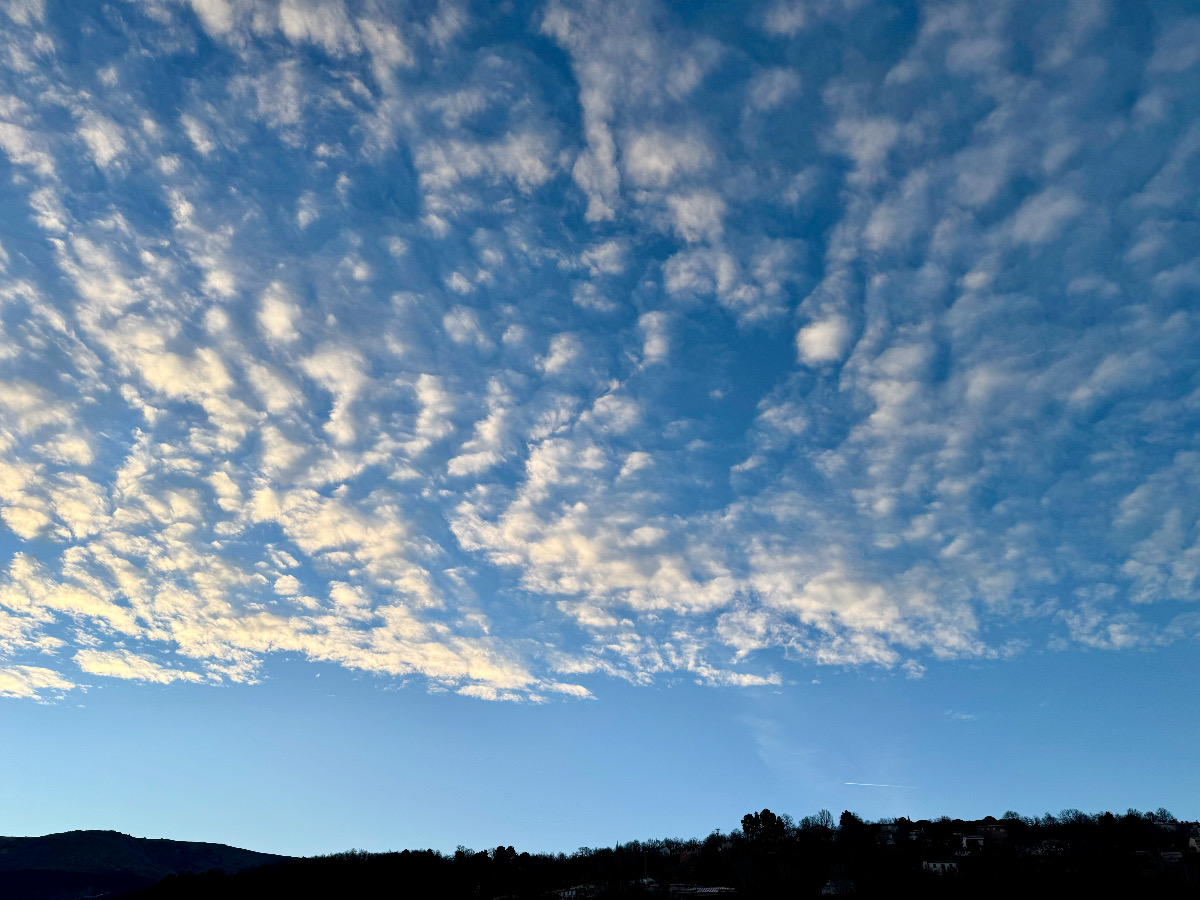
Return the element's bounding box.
[0,830,290,900]
[119,808,1200,900]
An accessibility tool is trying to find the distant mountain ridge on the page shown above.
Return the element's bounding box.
[0,830,290,900]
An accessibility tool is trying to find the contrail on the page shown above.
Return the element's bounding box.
[842,782,912,788]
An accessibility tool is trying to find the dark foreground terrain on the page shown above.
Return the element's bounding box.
[0,830,289,900]
[3,808,1197,900]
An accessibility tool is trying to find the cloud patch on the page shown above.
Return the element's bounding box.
[0,0,1197,703]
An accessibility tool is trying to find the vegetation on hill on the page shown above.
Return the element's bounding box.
[0,830,290,900]
[120,807,1200,899]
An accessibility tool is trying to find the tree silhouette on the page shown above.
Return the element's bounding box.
[741,809,788,846]
[98,805,1200,900]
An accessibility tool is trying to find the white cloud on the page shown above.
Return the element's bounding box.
[578,240,626,276]
[1009,187,1084,245]
[582,391,640,434]
[541,0,722,221]
[246,363,302,413]
[358,16,414,85]
[301,345,368,445]
[0,121,56,176]
[638,311,670,365]
[833,117,900,178]
[274,574,302,595]
[236,61,305,131]
[258,283,301,344]
[75,648,203,684]
[0,665,73,699]
[624,131,711,187]
[662,247,784,323]
[747,67,801,111]
[278,0,360,55]
[34,434,94,467]
[443,306,490,349]
[0,380,73,433]
[405,373,457,456]
[1,505,51,539]
[77,115,126,168]
[45,473,110,539]
[0,0,1196,706]
[666,190,725,243]
[180,114,215,156]
[2,0,45,26]
[417,132,557,199]
[763,0,808,37]
[28,187,67,233]
[447,378,514,477]
[297,192,318,228]
[796,315,852,365]
[618,451,654,479]
[1148,17,1200,73]
[571,282,617,313]
[187,0,234,37]
[538,333,583,377]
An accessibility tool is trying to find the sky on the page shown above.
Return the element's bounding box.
[0,0,1199,858]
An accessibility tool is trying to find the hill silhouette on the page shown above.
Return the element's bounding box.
[116,807,1200,900]
[0,830,289,900]
[4,809,1198,900]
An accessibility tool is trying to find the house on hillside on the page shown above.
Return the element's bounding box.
[669,885,738,897]
[922,860,959,875]
[1025,840,1064,857]
[820,863,857,894]
[1184,823,1200,852]
[820,876,857,894]
[556,885,601,899]
[629,877,659,892]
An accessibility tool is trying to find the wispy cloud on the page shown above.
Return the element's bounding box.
[943,711,979,723]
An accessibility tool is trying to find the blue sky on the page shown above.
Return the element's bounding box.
[0,0,1198,855]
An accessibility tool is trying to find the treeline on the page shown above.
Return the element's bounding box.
[120,807,1199,899]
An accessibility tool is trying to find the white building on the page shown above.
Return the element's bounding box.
[922,860,958,875]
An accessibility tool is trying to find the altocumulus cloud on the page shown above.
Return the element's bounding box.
[0,0,1199,700]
